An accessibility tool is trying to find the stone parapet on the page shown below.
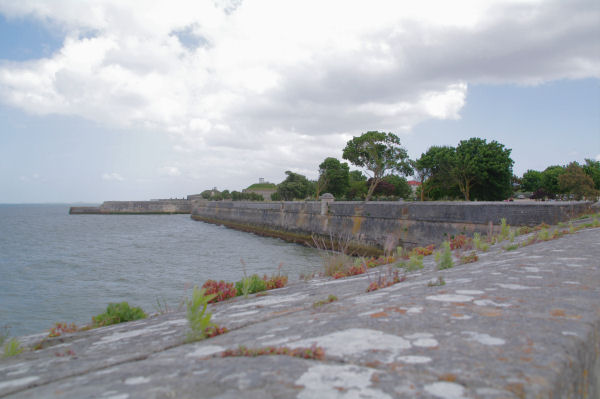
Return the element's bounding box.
[191,200,591,251]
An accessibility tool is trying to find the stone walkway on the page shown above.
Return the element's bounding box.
[1,226,599,398]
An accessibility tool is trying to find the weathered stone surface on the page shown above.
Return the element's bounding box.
[1,225,599,398]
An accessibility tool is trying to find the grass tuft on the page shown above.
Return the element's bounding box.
[92,302,146,328]
[186,286,226,342]
[313,295,338,308]
[437,241,454,270]
[3,338,23,358]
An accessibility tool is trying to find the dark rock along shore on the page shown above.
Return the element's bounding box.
[1,224,599,398]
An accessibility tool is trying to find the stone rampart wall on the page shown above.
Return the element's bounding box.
[191,200,591,252]
[70,200,192,214]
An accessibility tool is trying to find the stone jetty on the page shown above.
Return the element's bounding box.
[1,224,599,398]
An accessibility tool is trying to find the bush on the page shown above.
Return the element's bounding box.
[235,274,266,296]
[202,280,237,303]
[186,286,218,342]
[437,241,454,270]
[263,274,288,290]
[92,302,147,327]
[3,338,23,358]
[406,254,424,271]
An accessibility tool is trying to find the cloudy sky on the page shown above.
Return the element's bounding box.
[0,0,598,203]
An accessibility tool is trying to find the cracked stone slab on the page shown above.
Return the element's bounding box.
[1,227,599,398]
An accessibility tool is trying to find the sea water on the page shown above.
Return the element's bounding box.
[0,204,322,336]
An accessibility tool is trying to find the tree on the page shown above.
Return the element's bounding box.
[521,170,543,192]
[276,171,313,200]
[316,157,350,198]
[541,165,565,196]
[382,175,412,198]
[559,162,599,200]
[452,138,514,201]
[367,178,396,196]
[582,158,600,190]
[349,170,367,182]
[342,131,412,201]
[347,170,367,200]
[414,146,457,200]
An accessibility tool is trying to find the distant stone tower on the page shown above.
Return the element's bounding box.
[259,178,265,183]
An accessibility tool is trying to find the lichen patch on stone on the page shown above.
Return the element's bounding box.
[406,306,423,314]
[227,310,260,318]
[426,294,475,303]
[412,338,439,348]
[473,299,510,308]
[462,331,505,346]
[124,376,151,385]
[424,381,467,399]
[228,293,308,310]
[185,345,224,358]
[0,376,40,391]
[288,328,410,362]
[396,355,432,364]
[296,364,392,399]
[455,290,484,295]
[495,283,535,290]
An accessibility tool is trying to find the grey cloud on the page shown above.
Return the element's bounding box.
[224,0,598,139]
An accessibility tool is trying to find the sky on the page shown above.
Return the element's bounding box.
[0,0,599,203]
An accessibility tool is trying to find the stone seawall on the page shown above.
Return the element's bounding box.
[191,201,591,253]
[70,200,192,215]
[2,225,599,398]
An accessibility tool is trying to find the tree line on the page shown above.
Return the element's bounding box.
[519,160,599,200]
[200,131,599,202]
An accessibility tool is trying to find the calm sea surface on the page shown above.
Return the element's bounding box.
[0,204,323,336]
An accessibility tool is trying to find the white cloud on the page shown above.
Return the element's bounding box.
[596,154,600,161]
[158,166,181,177]
[101,172,125,181]
[0,0,598,184]
[18,173,41,182]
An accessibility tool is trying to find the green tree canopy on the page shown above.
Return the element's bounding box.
[521,170,543,192]
[414,146,456,200]
[276,171,313,201]
[453,138,514,201]
[347,170,368,199]
[559,162,599,200]
[342,131,412,201]
[349,170,367,182]
[541,165,566,195]
[316,157,350,198]
[382,175,412,198]
[582,158,600,190]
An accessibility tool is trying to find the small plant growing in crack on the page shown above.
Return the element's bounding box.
[366,267,405,292]
[186,286,227,342]
[500,218,510,241]
[460,251,479,263]
[427,276,446,287]
[3,338,23,358]
[437,241,454,270]
[92,302,147,328]
[48,322,78,338]
[202,280,237,303]
[221,344,325,360]
[313,295,338,308]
